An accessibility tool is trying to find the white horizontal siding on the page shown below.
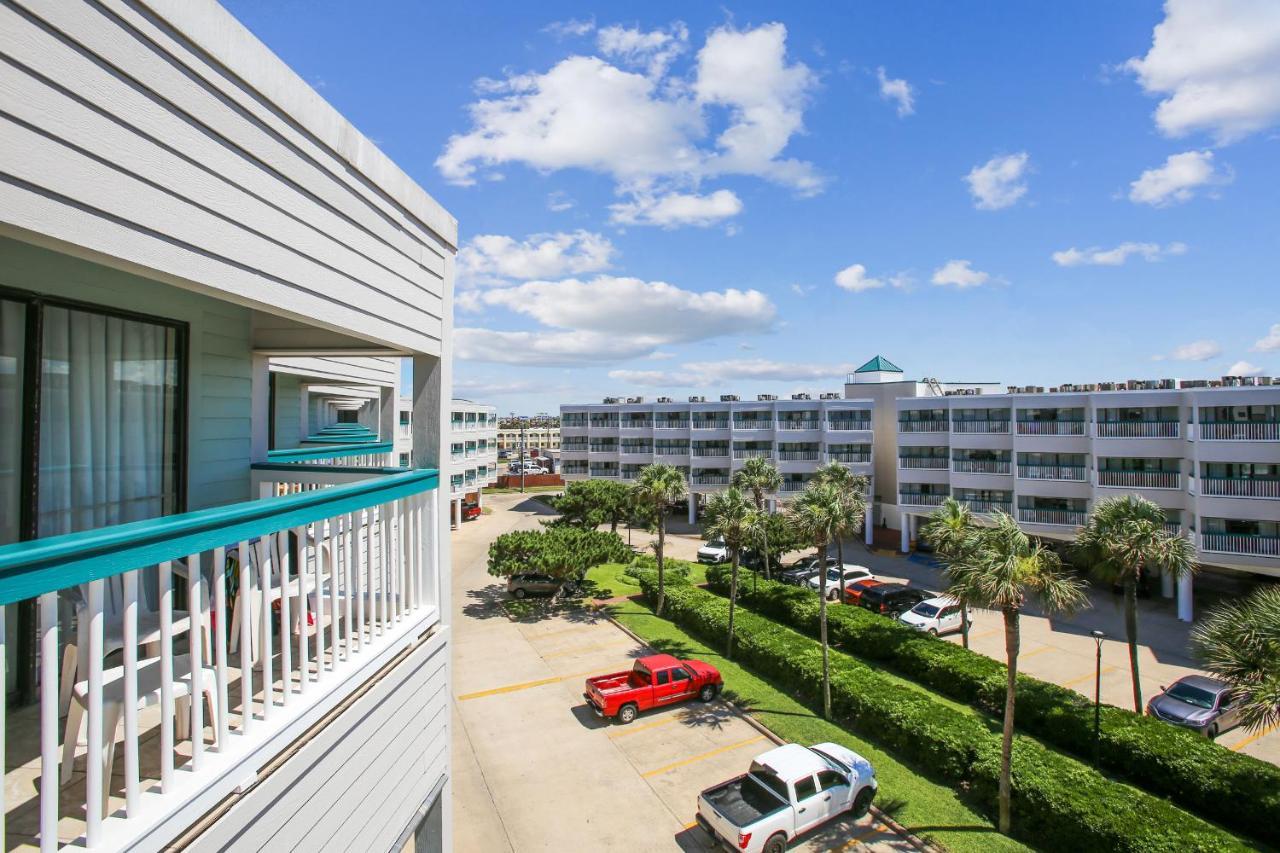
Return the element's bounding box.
[271,355,399,387]
[0,0,453,355]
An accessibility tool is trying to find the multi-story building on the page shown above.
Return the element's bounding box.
[561,393,876,540]
[447,400,499,523]
[0,2,454,849]
[497,423,561,455]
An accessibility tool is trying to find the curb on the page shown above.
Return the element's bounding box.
[600,610,942,853]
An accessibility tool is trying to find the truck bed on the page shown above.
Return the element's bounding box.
[586,672,641,693]
[701,774,787,828]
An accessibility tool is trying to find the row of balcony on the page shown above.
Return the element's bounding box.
[570,446,871,463]
[571,418,873,432]
[898,419,1280,441]
[900,461,1280,496]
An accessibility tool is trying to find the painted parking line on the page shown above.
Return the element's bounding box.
[524,623,602,641]
[838,821,887,850]
[607,714,684,739]
[539,639,635,660]
[1228,720,1280,752]
[640,734,768,779]
[457,666,605,701]
[1019,645,1055,660]
[967,628,1002,642]
[1062,664,1116,689]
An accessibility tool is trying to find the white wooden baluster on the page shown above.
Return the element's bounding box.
[295,526,309,693]
[159,561,175,792]
[391,501,401,623]
[122,570,140,817]
[400,498,409,617]
[365,509,376,640]
[188,554,204,768]
[279,533,292,704]
[379,506,390,631]
[405,496,417,612]
[86,578,105,843]
[258,535,273,720]
[213,549,229,747]
[38,592,57,852]
[236,540,252,734]
[413,493,424,611]
[353,511,364,653]
[315,520,327,677]
[328,516,340,670]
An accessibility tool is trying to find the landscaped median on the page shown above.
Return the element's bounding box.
[703,565,1280,848]
[635,570,1248,853]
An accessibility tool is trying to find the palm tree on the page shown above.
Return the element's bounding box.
[733,457,783,579]
[704,487,759,659]
[922,498,978,649]
[812,462,869,589]
[787,482,844,719]
[633,463,688,616]
[949,512,1087,834]
[1192,586,1280,733]
[1073,495,1197,713]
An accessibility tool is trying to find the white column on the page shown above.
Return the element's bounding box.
[453,497,462,529]
[250,353,270,463]
[1177,573,1193,622]
[900,516,910,553]
[865,509,874,546]
[379,386,395,442]
[1161,567,1174,598]
[688,492,697,524]
[299,385,310,439]
[476,486,483,509]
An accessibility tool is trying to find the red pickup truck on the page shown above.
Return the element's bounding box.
[584,654,723,724]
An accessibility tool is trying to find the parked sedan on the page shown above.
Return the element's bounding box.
[809,566,875,599]
[1147,675,1243,738]
[507,572,564,599]
[857,584,932,616]
[899,597,966,636]
[779,556,836,586]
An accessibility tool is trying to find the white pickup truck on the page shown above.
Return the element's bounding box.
[696,742,876,853]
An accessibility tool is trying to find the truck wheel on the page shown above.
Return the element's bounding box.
[928,628,938,637]
[699,684,717,702]
[617,703,638,724]
[763,832,788,853]
[851,787,875,818]
[512,588,527,599]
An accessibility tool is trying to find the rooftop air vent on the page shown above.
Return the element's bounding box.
[1259,376,1274,386]
[720,394,740,402]
[657,396,673,403]
[820,392,840,400]
[757,393,778,401]
[688,395,707,403]
[626,396,645,404]
[791,393,811,400]
[603,397,621,404]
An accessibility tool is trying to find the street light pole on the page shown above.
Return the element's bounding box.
[1092,629,1105,767]
[519,415,528,494]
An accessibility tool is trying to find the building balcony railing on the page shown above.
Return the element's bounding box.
[899,457,948,469]
[1199,422,1280,441]
[827,451,871,464]
[900,492,947,507]
[952,420,1010,434]
[827,419,872,432]
[619,446,653,455]
[692,419,730,430]
[1098,470,1181,489]
[588,467,619,478]
[620,421,653,430]
[732,421,774,431]
[961,499,1013,514]
[1164,522,1183,537]
[733,449,773,459]
[654,447,690,456]
[1095,421,1180,439]
[898,420,949,433]
[1016,420,1086,436]
[588,444,619,453]
[563,465,589,476]
[1019,508,1086,526]
[777,420,820,431]
[778,450,820,461]
[0,466,439,850]
[654,420,690,429]
[1201,533,1280,558]
[693,474,730,485]
[267,441,396,469]
[952,460,1011,475]
[620,470,642,480]
[1199,478,1280,499]
[780,481,808,493]
[561,443,589,453]
[1017,464,1088,481]
[692,448,730,457]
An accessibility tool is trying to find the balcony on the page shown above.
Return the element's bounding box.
[619,445,653,456]
[561,443,589,453]
[691,418,730,430]
[962,499,1012,514]
[1016,420,1086,436]
[952,420,1010,434]
[898,420,949,433]
[1098,470,1181,489]
[1096,421,1180,439]
[733,448,773,459]
[952,460,1011,475]
[691,447,730,457]
[267,440,395,469]
[587,444,619,454]
[0,466,439,851]
[1199,478,1280,499]
[776,420,820,431]
[732,420,774,432]
[563,464,589,476]
[899,457,948,470]
[778,450,820,461]
[779,481,808,493]
[1199,422,1280,441]
[827,451,871,464]
[1201,533,1280,558]
[900,492,946,507]
[588,466,619,478]
[826,417,871,432]
[654,419,690,430]
[1017,464,1088,482]
[1019,508,1086,526]
[693,473,730,485]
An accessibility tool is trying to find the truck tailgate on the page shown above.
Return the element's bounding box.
[698,774,787,838]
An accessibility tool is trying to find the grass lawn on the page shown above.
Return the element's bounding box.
[605,589,1029,853]
[584,561,708,599]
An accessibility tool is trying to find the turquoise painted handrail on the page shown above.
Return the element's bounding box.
[0,468,437,606]
[269,441,393,462]
[251,462,407,475]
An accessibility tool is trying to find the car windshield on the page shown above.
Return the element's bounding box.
[705,538,725,548]
[1166,682,1218,709]
[809,747,850,775]
[912,602,940,617]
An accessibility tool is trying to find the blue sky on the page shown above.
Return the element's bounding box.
[225,0,1280,415]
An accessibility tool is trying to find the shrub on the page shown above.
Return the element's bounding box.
[487,527,632,579]
[641,575,1247,853]
[703,565,1280,846]
[626,554,694,583]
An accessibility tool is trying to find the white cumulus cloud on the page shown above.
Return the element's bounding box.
[876,67,915,117]
[964,152,1030,210]
[1254,323,1280,352]
[1226,360,1264,376]
[608,358,856,387]
[1052,241,1187,266]
[931,260,993,289]
[1157,339,1222,361]
[456,328,664,366]
[609,189,743,228]
[834,264,883,292]
[1126,0,1280,144]
[1128,150,1230,206]
[457,231,615,284]
[597,22,688,78]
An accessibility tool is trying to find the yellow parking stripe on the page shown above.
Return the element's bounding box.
[457,666,605,701]
[1019,645,1055,659]
[839,822,887,850]
[967,628,1001,641]
[1062,665,1116,689]
[1229,720,1280,752]
[608,714,683,739]
[640,735,767,778]
[524,623,600,641]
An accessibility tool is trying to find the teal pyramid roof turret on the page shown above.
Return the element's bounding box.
[854,355,902,374]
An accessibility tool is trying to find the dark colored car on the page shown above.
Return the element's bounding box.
[857,584,932,616]
[1147,675,1243,738]
[779,555,838,585]
[507,572,563,599]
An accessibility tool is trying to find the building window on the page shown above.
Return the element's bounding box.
[399,452,410,467]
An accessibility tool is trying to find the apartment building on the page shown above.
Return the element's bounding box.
[561,393,876,538]
[0,1,454,849]
[497,423,562,455]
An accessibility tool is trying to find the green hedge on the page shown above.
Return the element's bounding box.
[625,554,695,583]
[637,572,1247,853]
[704,566,1280,846]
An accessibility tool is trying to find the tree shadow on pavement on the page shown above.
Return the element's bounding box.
[461,585,510,620]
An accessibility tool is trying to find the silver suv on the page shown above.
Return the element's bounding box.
[1146,675,1242,738]
[507,573,563,599]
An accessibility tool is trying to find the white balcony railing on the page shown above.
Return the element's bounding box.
[692,419,730,430]
[1095,421,1180,439]
[962,500,1012,514]
[654,420,690,430]
[692,447,730,457]
[827,419,872,432]
[588,444,619,453]
[654,446,690,456]
[952,420,1010,434]
[0,466,439,850]
[899,420,949,433]
[588,467,619,478]
[733,449,773,459]
[619,445,653,455]
[777,420,820,431]
[1017,464,1088,481]
[732,421,774,431]
[899,457,948,469]
[693,474,730,485]
[1019,508,1086,526]
[1199,422,1280,441]
[1201,533,1280,558]
[827,452,871,464]
[778,450,820,461]
[1098,470,1181,489]
[1199,478,1280,499]
[1016,420,1086,436]
[780,481,808,493]
[952,460,1011,475]
[900,492,946,507]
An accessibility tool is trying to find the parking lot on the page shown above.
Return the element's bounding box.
[451,494,918,852]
